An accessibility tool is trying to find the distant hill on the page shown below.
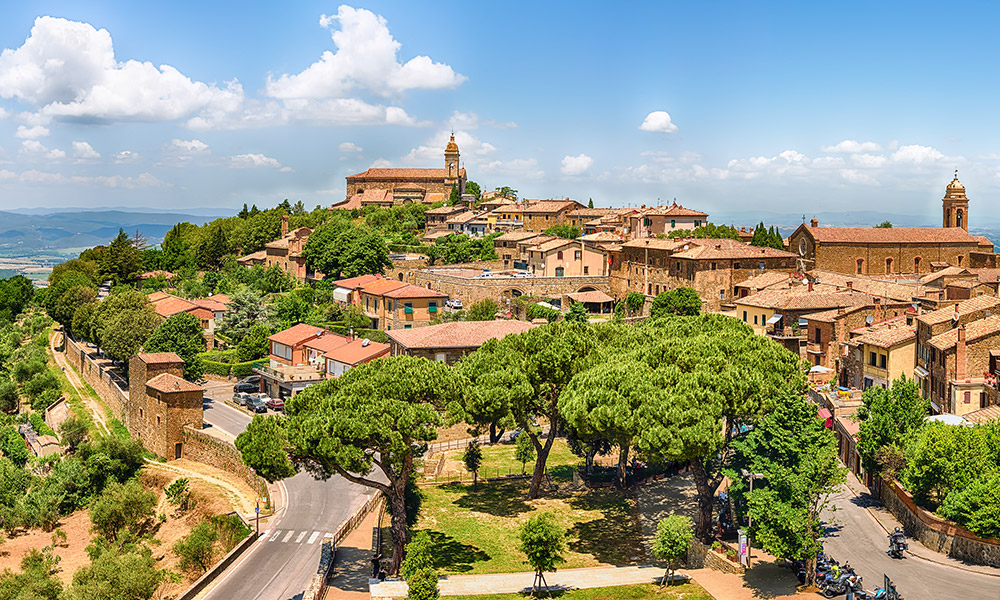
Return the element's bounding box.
[0,209,230,254]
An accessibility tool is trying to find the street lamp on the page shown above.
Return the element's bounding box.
[741,469,764,567]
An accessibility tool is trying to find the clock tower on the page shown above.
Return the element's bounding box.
[942,170,969,230]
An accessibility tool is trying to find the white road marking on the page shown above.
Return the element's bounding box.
[295,531,307,543]
[282,530,294,543]
[307,531,320,544]
[269,530,280,542]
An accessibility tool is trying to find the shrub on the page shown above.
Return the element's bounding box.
[89,479,157,541]
[174,521,218,574]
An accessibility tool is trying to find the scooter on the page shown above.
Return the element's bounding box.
[819,569,860,598]
[856,581,904,600]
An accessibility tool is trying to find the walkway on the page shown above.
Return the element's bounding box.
[324,507,381,599]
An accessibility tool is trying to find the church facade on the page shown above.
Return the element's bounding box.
[341,135,466,207]
[788,174,995,276]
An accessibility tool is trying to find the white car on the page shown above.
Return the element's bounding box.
[446,298,463,309]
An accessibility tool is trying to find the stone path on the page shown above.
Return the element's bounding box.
[325,508,381,600]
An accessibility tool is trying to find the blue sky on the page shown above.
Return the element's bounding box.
[0,2,998,224]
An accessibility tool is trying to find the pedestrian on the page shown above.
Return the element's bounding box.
[370,553,381,578]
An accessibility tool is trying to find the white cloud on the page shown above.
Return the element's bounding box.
[338,142,363,153]
[891,144,945,164]
[167,139,209,154]
[19,139,64,159]
[265,7,465,100]
[11,169,164,188]
[820,140,882,153]
[403,130,495,165]
[0,16,243,122]
[113,150,140,163]
[14,125,49,139]
[230,153,290,171]
[480,158,544,181]
[850,153,886,169]
[71,141,100,160]
[0,107,7,119]
[448,111,479,130]
[561,153,593,176]
[638,111,678,133]
[839,169,880,185]
[370,157,393,168]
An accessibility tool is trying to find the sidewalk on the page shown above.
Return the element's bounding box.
[686,565,806,600]
[325,507,381,600]
[841,471,1000,578]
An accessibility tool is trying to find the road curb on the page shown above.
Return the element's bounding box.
[840,479,1000,578]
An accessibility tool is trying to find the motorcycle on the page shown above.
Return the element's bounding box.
[856,581,904,600]
[819,570,861,598]
[887,534,908,559]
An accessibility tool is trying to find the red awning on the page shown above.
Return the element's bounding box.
[817,408,832,419]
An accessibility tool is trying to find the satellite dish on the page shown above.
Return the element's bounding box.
[361,338,370,347]
[865,316,874,325]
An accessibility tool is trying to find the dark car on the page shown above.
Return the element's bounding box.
[233,381,258,394]
[239,375,261,386]
[247,397,268,413]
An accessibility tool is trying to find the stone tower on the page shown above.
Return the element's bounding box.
[444,134,461,192]
[943,170,969,230]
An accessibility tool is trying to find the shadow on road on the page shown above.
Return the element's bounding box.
[330,544,376,593]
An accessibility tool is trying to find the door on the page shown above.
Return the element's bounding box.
[174,443,183,460]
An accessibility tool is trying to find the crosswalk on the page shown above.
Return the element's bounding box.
[264,529,324,545]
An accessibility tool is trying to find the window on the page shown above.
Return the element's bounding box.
[139,408,144,419]
[404,324,412,329]
[643,217,652,227]
[814,328,821,343]
[374,299,379,311]
[435,353,446,362]
[583,266,589,274]
[694,220,701,227]
[958,255,964,266]
[914,257,921,272]
[754,315,758,325]
[387,300,393,311]
[869,352,877,366]
[964,391,971,404]
[648,283,653,294]
[886,257,893,274]
[957,209,964,229]
[428,301,437,313]
[545,215,550,221]
[404,302,414,314]
[555,267,565,277]
[655,285,660,294]
[759,262,765,270]
[157,415,161,426]
[719,289,725,301]
[711,262,717,270]
[742,311,747,321]
[879,354,887,369]
[734,262,741,270]
[574,250,582,260]
[557,251,564,260]
[856,259,865,275]
[671,219,676,228]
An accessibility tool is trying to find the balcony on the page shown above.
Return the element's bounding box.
[255,363,325,383]
[806,342,825,355]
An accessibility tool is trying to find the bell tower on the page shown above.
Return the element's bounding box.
[444,133,461,192]
[942,170,969,230]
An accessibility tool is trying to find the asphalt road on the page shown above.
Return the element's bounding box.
[822,484,1000,600]
[201,381,377,600]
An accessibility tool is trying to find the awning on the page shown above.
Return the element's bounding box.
[766,314,782,325]
[333,287,351,303]
[913,366,929,378]
[810,365,834,373]
[817,408,832,419]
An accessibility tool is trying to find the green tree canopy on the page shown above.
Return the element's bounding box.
[94,290,159,365]
[235,415,296,483]
[518,513,564,594]
[99,229,144,285]
[65,543,166,600]
[144,312,206,380]
[856,375,929,475]
[652,515,694,586]
[218,287,273,343]
[466,298,499,322]
[875,220,893,228]
[542,224,580,239]
[649,287,702,318]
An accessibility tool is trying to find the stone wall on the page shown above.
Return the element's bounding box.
[181,426,270,505]
[686,540,745,574]
[880,479,1000,567]
[62,334,128,421]
[408,269,610,305]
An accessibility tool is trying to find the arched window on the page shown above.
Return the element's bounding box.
[958,255,964,267]
[856,259,865,275]
[557,251,564,260]
[914,257,921,272]
[957,209,964,228]
[885,257,893,274]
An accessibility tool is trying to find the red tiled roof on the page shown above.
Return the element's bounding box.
[136,352,184,365]
[520,200,581,214]
[566,290,614,304]
[635,204,708,218]
[359,279,409,296]
[851,317,915,348]
[346,167,466,180]
[529,238,578,253]
[324,338,390,365]
[738,289,874,311]
[964,404,1000,424]
[139,270,176,280]
[209,293,231,305]
[145,373,203,394]
[269,323,326,347]
[386,320,536,350]
[619,238,689,251]
[238,250,267,263]
[152,295,198,319]
[330,194,364,210]
[192,297,228,312]
[446,211,478,224]
[927,315,1000,350]
[836,415,861,438]
[917,294,1000,326]
[803,226,980,244]
[303,333,350,354]
[147,291,171,303]
[494,231,542,242]
[334,274,381,290]
[672,238,796,260]
[426,205,468,215]
[382,284,448,299]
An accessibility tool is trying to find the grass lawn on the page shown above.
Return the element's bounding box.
[446,582,713,600]
[434,438,611,483]
[415,477,644,575]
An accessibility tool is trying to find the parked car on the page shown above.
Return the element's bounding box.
[233,381,258,393]
[239,375,261,386]
[232,392,254,407]
[264,396,285,411]
[446,298,463,310]
[247,397,268,413]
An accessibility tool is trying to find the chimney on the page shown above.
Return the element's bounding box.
[810,218,818,228]
[847,281,853,293]
[956,325,967,381]
[281,214,289,236]
[715,244,722,250]
[808,279,814,292]
[837,307,846,315]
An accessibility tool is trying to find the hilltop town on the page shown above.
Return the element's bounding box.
[0,136,995,600]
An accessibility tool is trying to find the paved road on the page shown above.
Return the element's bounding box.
[822,482,1000,600]
[200,381,377,600]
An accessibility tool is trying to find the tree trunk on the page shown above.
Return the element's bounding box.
[805,553,816,588]
[528,428,557,499]
[690,458,717,541]
[489,422,505,444]
[616,444,629,488]
[585,451,594,475]
[388,487,408,576]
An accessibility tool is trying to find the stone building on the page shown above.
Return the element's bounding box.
[804,300,915,370]
[926,317,1000,415]
[494,231,549,269]
[520,200,585,232]
[788,175,995,275]
[341,135,466,204]
[624,203,708,239]
[127,352,204,460]
[260,215,316,283]
[841,316,916,390]
[914,294,1000,411]
[525,238,608,277]
[386,320,536,365]
[608,237,798,311]
[425,205,469,232]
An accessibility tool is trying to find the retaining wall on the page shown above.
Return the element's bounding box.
[880,479,1000,567]
[686,541,746,574]
[181,426,270,506]
[176,525,258,600]
[62,334,129,421]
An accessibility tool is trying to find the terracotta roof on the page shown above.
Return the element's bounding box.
[619,238,689,251]
[836,415,861,438]
[928,315,1000,350]
[192,297,228,312]
[807,270,927,302]
[672,238,796,260]
[963,404,1000,424]
[520,200,581,214]
[139,270,176,280]
[303,333,350,354]
[735,271,799,291]
[324,338,390,365]
[269,323,326,347]
[238,250,267,263]
[529,238,578,253]
[209,293,231,305]
[566,290,614,304]
[494,231,541,242]
[634,204,708,218]
[386,320,536,350]
[146,373,203,394]
[946,280,978,289]
[976,269,1000,284]
[917,294,1000,326]
[426,205,468,215]
[974,235,994,247]
[382,284,448,299]
[346,167,466,180]
[136,352,184,365]
[802,225,981,244]
[359,279,409,296]
[446,211,478,224]
[334,274,381,290]
[152,295,198,319]
[737,289,874,311]
[518,235,557,249]
[851,317,916,348]
[330,194,364,210]
[579,232,624,243]
[147,291,171,303]
[567,208,616,217]
[919,267,973,282]
[424,192,445,204]
[265,227,312,249]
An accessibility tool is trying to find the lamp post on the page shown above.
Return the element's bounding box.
[255,497,260,538]
[741,469,764,567]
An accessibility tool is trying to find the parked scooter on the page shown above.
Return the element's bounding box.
[794,554,838,584]
[819,564,861,598]
[887,528,908,559]
[856,577,904,600]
